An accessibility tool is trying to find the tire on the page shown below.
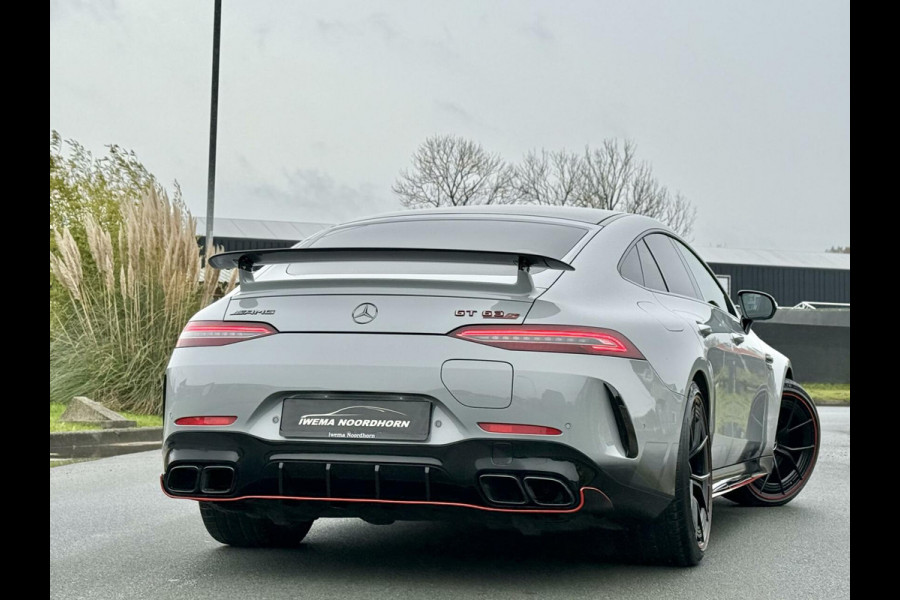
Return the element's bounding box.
[199,502,314,547]
[637,382,712,566]
[726,379,820,507]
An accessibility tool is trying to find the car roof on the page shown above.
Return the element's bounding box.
[344,205,623,226]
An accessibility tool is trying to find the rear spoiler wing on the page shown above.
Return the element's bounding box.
[208,247,575,288]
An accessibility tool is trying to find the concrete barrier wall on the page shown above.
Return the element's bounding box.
[753,309,850,384]
[50,427,163,459]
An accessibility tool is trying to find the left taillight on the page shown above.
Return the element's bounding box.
[176,320,278,348]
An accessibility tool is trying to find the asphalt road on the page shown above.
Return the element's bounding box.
[50,407,850,600]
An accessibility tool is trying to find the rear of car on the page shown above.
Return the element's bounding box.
[161,211,683,541]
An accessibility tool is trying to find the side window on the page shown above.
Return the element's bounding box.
[636,240,667,292]
[673,240,736,316]
[644,234,699,299]
[620,245,643,285]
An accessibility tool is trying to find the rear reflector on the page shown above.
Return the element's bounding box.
[176,320,277,347]
[450,325,644,359]
[174,416,237,426]
[479,422,562,436]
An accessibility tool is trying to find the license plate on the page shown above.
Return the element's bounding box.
[280,396,432,441]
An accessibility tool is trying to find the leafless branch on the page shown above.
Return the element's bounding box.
[393,135,696,237]
[392,135,515,208]
[512,149,583,206]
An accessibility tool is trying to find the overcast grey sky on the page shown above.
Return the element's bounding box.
[50,0,849,251]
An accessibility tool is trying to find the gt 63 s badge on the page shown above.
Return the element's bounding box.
[455,310,520,319]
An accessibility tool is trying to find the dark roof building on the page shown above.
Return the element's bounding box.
[699,247,850,307]
[195,218,332,253]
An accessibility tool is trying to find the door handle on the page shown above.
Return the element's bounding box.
[765,354,774,365]
[731,333,745,345]
[696,323,712,337]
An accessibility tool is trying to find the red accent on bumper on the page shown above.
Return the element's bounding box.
[174,416,237,426]
[160,476,612,514]
[478,422,563,436]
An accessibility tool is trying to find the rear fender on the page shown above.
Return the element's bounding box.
[683,359,715,434]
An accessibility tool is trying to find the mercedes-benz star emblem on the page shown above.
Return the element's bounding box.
[352,303,378,324]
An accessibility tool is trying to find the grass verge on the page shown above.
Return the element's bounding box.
[50,402,162,432]
[50,458,91,468]
[802,383,850,406]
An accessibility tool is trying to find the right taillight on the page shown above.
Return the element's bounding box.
[176,320,277,348]
[449,324,645,359]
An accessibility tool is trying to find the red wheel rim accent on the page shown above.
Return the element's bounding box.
[749,392,819,500]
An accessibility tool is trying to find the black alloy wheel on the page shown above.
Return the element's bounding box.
[726,379,820,507]
[688,398,712,550]
[637,382,711,566]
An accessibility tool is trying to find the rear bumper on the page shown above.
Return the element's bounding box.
[164,332,687,525]
[161,432,674,524]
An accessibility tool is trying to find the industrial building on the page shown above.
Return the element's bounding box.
[195,217,330,253]
[701,247,850,307]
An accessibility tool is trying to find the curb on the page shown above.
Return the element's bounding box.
[50,427,163,459]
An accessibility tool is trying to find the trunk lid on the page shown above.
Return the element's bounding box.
[225,292,533,333]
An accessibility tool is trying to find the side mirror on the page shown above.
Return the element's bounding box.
[737,290,777,333]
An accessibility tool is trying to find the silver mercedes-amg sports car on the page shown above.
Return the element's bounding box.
[161,206,820,566]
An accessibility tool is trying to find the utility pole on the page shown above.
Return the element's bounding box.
[204,0,222,260]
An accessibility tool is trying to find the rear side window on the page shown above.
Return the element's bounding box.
[673,240,736,315]
[644,234,699,299]
[279,218,590,289]
[620,246,643,285]
[636,240,667,292]
[309,219,589,259]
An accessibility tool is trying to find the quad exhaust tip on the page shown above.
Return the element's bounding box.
[166,465,235,495]
[522,476,575,507]
[479,474,527,505]
[166,465,200,493]
[479,473,576,507]
[200,465,235,494]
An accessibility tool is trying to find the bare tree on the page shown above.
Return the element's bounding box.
[508,139,695,236]
[574,139,695,237]
[577,139,639,211]
[392,135,515,208]
[513,149,583,206]
[661,192,696,241]
[394,135,697,238]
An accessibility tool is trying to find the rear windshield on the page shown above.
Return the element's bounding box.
[271,218,589,288]
[307,218,589,258]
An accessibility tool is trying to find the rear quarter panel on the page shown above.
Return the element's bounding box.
[527,215,708,400]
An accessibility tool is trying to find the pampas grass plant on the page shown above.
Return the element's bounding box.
[50,188,234,414]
